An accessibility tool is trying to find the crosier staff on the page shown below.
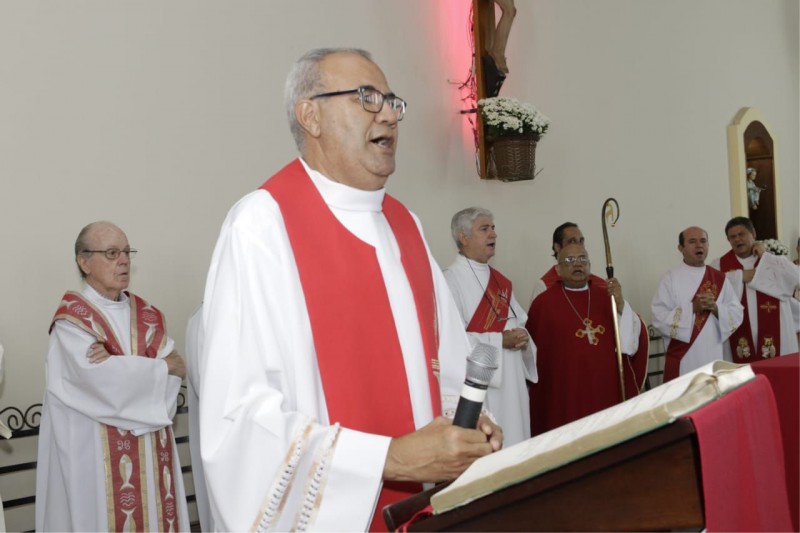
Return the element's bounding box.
[601,198,625,402]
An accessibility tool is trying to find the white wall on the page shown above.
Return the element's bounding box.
[0,0,797,415]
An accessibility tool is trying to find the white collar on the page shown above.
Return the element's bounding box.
[679,261,707,272]
[457,253,490,273]
[563,283,589,292]
[83,283,129,307]
[300,158,385,213]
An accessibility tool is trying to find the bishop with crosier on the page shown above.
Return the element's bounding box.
[525,244,643,436]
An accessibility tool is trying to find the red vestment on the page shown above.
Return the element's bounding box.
[663,266,726,382]
[262,160,440,531]
[719,250,781,361]
[530,268,647,414]
[526,280,636,435]
[466,267,512,334]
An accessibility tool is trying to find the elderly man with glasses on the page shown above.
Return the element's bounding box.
[443,207,537,447]
[525,244,642,436]
[199,48,502,532]
[36,221,189,532]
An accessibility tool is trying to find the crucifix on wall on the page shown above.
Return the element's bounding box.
[471,0,517,178]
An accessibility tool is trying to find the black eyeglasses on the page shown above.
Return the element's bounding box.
[310,85,407,121]
[82,248,137,260]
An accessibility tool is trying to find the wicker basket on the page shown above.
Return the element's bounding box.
[491,136,538,181]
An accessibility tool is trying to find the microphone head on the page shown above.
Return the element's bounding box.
[465,343,499,386]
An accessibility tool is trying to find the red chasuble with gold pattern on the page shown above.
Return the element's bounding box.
[663,267,727,381]
[466,268,512,333]
[719,250,781,361]
[535,268,647,398]
[262,160,440,531]
[526,280,628,436]
[50,292,181,532]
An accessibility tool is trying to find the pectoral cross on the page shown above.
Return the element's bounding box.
[575,318,605,346]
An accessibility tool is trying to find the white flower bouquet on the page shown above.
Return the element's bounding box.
[478,96,550,140]
[762,239,789,256]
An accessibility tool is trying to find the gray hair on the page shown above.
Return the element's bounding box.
[285,47,374,153]
[74,222,99,279]
[451,207,493,250]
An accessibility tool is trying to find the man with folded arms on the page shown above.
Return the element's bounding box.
[36,221,188,532]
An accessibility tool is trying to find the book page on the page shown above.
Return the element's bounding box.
[432,360,754,514]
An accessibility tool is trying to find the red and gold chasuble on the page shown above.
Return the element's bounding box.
[50,291,181,532]
[535,268,647,397]
[262,160,441,531]
[719,250,781,361]
[526,281,629,435]
[467,267,512,333]
[663,267,726,382]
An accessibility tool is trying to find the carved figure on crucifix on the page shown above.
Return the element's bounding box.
[478,0,517,75]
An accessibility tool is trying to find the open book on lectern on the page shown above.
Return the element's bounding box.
[431,360,756,514]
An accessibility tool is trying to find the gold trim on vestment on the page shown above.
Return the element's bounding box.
[670,307,683,338]
[291,424,342,531]
[253,422,314,532]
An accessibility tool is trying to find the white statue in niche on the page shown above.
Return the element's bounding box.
[746,167,766,210]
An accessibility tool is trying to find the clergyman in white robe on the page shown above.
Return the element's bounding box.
[200,161,471,531]
[185,304,214,532]
[710,252,800,358]
[444,254,537,446]
[651,262,743,376]
[35,285,189,532]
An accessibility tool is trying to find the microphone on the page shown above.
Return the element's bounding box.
[452,343,499,429]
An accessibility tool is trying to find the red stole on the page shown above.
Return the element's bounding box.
[262,160,440,531]
[719,250,781,361]
[540,265,560,289]
[466,266,512,333]
[50,291,180,532]
[663,267,726,382]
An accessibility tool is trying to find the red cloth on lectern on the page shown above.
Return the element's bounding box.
[687,376,793,532]
[751,354,800,531]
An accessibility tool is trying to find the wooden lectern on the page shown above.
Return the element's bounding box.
[383,420,705,531]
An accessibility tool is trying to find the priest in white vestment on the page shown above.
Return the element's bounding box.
[185,305,214,532]
[710,217,800,361]
[443,207,537,446]
[651,226,743,380]
[36,221,189,532]
[199,48,502,532]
